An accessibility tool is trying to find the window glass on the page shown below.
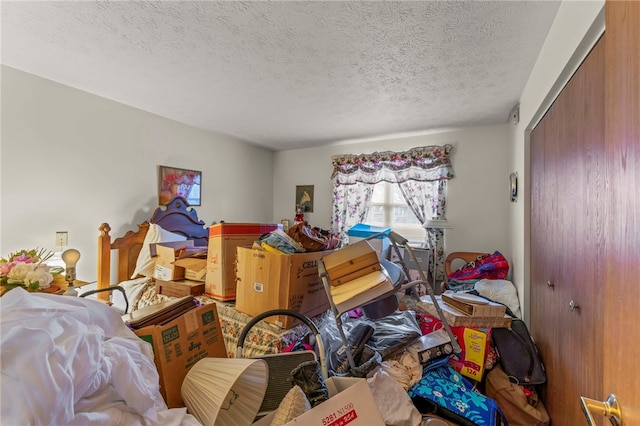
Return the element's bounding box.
[365,182,425,244]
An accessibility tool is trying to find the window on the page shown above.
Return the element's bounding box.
[365,182,426,244]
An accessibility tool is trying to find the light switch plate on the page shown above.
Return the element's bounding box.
[55,231,68,247]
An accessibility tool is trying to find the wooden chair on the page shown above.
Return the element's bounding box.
[441,251,489,293]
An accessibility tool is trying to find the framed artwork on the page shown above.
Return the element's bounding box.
[296,185,314,212]
[159,165,202,206]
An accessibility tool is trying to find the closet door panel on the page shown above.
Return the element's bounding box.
[530,35,605,424]
[603,1,640,421]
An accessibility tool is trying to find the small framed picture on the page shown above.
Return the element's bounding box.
[281,219,290,231]
[296,185,314,212]
[159,165,202,206]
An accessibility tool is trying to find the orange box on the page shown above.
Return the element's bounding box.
[205,223,281,301]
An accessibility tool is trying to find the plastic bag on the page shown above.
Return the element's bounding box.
[317,310,421,374]
[367,370,422,426]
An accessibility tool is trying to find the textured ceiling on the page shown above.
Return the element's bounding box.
[1,1,561,151]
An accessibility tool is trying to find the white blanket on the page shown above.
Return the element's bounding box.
[0,288,201,426]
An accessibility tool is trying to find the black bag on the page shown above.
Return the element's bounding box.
[491,318,547,385]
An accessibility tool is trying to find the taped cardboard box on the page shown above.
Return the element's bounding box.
[205,223,281,301]
[134,303,227,408]
[235,247,332,328]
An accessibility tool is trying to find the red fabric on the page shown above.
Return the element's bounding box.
[447,251,509,281]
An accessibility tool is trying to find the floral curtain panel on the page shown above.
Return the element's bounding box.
[330,145,454,276]
[331,145,454,185]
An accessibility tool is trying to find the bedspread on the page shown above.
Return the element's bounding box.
[120,278,331,358]
[0,288,200,426]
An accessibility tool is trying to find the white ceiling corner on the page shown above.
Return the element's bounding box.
[1,1,561,151]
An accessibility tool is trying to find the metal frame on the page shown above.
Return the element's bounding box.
[319,230,461,374]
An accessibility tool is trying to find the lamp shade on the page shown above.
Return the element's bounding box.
[423,219,451,229]
[181,357,268,426]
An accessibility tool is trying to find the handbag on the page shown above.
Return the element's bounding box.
[287,222,332,252]
[408,361,507,426]
[491,318,546,385]
[485,364,550,426]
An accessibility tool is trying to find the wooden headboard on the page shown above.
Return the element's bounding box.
[97,197,209,298]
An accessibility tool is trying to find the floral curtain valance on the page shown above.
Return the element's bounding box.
[331,144,454,185]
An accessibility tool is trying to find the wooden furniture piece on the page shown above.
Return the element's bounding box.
[444,251,489,276]
[97,196,208,299]
[531,3,640,421]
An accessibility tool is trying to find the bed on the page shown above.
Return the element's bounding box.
[95,196,325,358]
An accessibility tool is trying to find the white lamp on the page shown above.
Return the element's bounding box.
[181,357,269,426]
[62,248,81,296]
[423,219,451,291]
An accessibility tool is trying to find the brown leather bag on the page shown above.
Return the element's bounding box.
[485,364,550,426]
[287,222,329,252]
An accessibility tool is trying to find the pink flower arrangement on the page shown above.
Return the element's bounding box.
[0,248,61,291]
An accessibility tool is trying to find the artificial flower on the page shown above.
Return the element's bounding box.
[0,248,61,292]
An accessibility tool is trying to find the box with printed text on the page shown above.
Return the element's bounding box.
[235,247,332,328]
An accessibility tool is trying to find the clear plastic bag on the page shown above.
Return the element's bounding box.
[318,310,421,374]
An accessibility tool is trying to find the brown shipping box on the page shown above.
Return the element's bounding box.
[134,303,227,408]
[151,240,196,281]
[235,247,332,328]
[205,223,281,301]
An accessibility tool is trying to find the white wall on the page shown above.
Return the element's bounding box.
[1,66,275,281]
[510,0,605,321]
[273,124,513,261]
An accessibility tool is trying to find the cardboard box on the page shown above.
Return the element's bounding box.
[284,378,385,425]
[347,223,391,260]
[205,223,281,301]
[134,303,227,408]
[152,240,196,281]
[323,240,381,286]
[448,326,491,381]
[156,279,205,298]
[417,295,512,328]
[235,247,332,328]
[174,257,207,281]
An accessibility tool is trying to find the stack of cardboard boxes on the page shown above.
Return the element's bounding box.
[150,222,332,329]
[152,240,208,297]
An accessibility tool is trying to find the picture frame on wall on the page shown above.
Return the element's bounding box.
[159,165,202,206]
[295,185,314,212]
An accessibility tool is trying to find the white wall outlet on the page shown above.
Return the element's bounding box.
[55,231,68,247]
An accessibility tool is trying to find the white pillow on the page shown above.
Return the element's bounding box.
[474,279,522,319]
[131,223,187,279]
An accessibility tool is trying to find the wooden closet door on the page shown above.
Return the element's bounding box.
[530,35,605,424]
[603,1,640,423]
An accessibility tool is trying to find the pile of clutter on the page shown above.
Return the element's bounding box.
[255,222,341,254]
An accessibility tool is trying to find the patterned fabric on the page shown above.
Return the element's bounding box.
[447,252,510,281]
[330,182,375,245]
[398,179,448,278]
[133,281,330,358]
[330,145,455,184]
[409,364,505,426]
[330,145,454,251]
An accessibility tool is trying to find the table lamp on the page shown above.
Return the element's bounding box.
[62,248,81,296]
